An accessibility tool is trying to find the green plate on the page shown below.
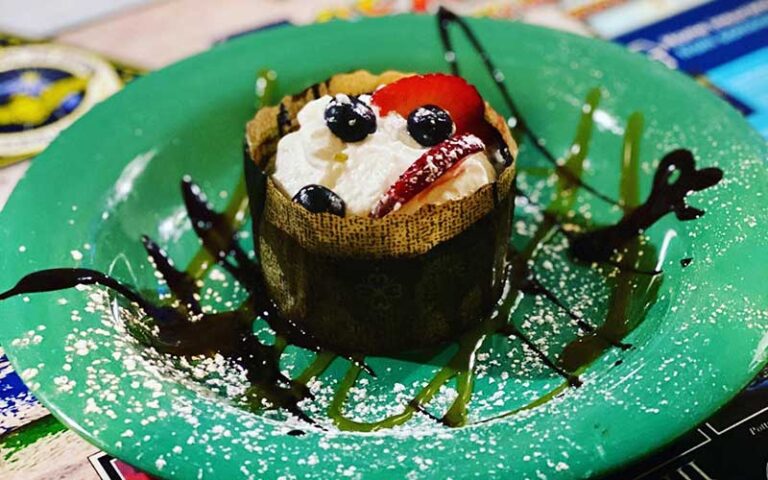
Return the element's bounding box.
[1,14,767,479]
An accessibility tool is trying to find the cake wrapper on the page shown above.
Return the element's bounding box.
[245,70,517,354]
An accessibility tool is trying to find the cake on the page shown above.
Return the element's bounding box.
[244,70,517,354]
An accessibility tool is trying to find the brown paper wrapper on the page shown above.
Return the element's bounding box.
[245,70,517,354]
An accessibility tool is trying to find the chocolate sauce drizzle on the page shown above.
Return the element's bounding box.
[436,7,620,208]
[141,235,201,315]
[277,103,291,136]
[0,268,183,325]
[0,8,724,432]
[570,149,723,262]
[520,275,630,351]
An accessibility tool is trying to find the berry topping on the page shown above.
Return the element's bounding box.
[370,133,485,218]
[324,94,376,142]
[372,74,489,139]
[292,185,346,217]
[407,104,454,147]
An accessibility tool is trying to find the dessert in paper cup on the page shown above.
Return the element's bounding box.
[244,70,517,355]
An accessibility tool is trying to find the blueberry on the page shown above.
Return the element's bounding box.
[292,185,346,217]
[407,104,454,147]
[324,95,376,142]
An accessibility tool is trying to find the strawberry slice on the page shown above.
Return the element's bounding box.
[372,73,491,139]
[370,133,485,218]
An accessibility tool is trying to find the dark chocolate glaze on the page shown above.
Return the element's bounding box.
[181,176,253,283]
[570,149,723,262]
[0,268,184,326]
[0,268,314,423]
[520,275,630,351]
[496,131,514,167]
[277,102,291,136]
[497,322,582,387]
[141,234,201,315]
[311,83,321,100]
[436,6,620,208]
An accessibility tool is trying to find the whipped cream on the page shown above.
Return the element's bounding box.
[272,94,496,216]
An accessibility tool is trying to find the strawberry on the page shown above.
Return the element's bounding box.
[371,73,492,140]
[370,133,485,218]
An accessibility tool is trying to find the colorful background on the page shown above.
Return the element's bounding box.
[1,1,766,479]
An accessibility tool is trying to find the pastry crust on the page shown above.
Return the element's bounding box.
[244,70,518,354]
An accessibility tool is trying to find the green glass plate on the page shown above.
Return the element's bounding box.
[1,14,766,479]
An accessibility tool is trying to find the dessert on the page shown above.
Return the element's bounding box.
[244,70,517,354]
[0,8,726,435]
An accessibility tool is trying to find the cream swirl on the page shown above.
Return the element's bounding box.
[272,95,496,216]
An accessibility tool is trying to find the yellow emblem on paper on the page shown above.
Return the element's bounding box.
[0,45,122,161]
